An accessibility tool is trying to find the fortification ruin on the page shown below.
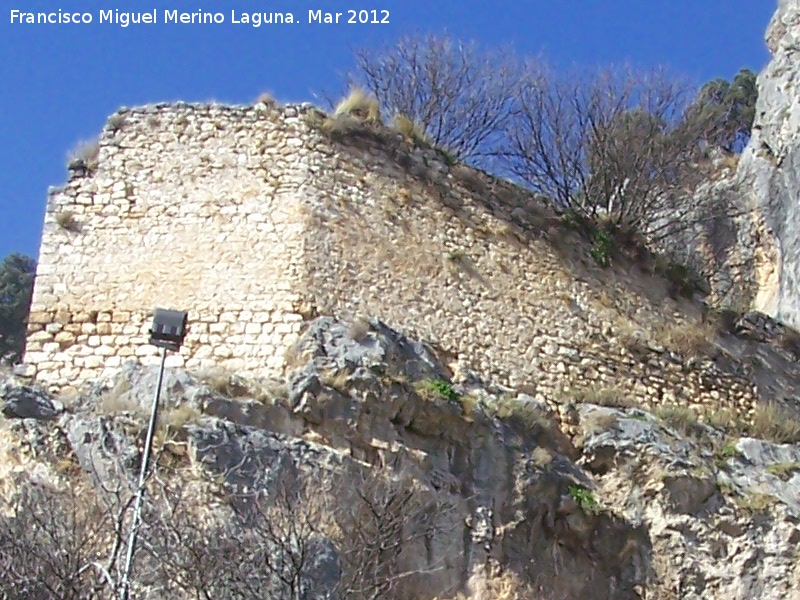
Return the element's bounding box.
[23,100,758,420]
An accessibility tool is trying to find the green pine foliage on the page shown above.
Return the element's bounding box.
[0,253,36,363]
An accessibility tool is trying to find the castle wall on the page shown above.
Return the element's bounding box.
[24,103,313,386]
[23,102,757,423]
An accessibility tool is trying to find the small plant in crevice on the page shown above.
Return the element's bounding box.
[444,249,467,262]
[67,139,100,173]
[55,210,81,232]
[415,378,459,402]
[590,227,615,268]
[391,113,429,146]
[334,88,381,123]
[568,484,600,514]
[106,114,126,133]
[436,147,460,167]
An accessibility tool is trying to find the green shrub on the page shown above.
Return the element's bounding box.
[568,484,600,514]
[415,379,459,402]
[590,227,615,268]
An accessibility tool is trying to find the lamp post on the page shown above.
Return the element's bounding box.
[119,309,188,600]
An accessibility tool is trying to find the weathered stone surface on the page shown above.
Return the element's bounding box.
[737,0,800,325]
[4,316,800,598]
[0,382,63,420]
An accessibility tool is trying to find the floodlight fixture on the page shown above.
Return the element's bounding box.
[120,307,189,600]
[149,308,188,351]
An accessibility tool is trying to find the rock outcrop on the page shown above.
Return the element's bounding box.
[739,0,800,324]
[2,317,800,599]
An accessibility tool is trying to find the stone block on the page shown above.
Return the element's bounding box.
[42,342,61,353]
[28,331,54,343]
[54,331,76,344]
[213,346,233,358]
[28,312,53,325]
[87,336,101,348]
[96,323,113,335]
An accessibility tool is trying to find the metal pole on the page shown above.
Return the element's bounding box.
[119,348,168,600]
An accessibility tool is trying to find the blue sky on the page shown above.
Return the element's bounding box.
[0,1,775,260]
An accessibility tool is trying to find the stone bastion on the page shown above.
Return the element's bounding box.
[21,101,757,420]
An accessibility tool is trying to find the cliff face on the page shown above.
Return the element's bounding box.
[3,318,800,600]
[741,0,800,323]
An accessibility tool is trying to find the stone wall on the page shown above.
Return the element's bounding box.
[23,100,758,420]
[25,103,313,385]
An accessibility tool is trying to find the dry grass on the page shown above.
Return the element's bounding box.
[255,91,278,107]
[391,113,428,145]
[493,396,549,431]
[652,405,706,438]
[320,368,350,390]
[97,379,143,415]
[653,319,716,357]
[561,384,639,409]
[67,139,100,171]
[334,88,381,122]
[55,210,80,232]
[161,403,202,430]
[197,367,277,403]
[747,404,800,444]
[106,114,126,133]
[531,446,553,467]
[347,317,371,342]
[766,462,800,480]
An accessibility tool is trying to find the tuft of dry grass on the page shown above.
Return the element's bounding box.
[161,403,202,430]
[334,88,381,122]
[97,379,140,415]
[106,114,126,133]
[493,396,549,431]
[391,113,428,145]
[255,91,278,107]
[347,317,371,342]
[653,404,701,437]
[67,139,100,172]
[55,210,80,232]
[197,367,278,403]
[561,384,639,409]
[747,404,800,444]
[531,446,553,467]
[653,319,716,357]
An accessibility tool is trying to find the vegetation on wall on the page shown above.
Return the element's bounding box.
[346,35,759,274]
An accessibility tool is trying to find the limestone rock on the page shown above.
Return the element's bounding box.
[0,381,63,420]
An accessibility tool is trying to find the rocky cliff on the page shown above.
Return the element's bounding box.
[739,0,800,323]
[2,317,800,599]
[4,3,800,599]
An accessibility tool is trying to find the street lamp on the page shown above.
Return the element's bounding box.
[119,308,188,600]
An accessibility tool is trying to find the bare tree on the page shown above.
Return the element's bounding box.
[502,64,718,241]
[348,33,521,164]
[0,480,117,600]
[334,468,462,600]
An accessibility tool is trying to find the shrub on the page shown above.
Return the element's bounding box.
[568,484,600,514]
[67,139,100,172]
[590,227,615,268]
[415,378,459,402]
